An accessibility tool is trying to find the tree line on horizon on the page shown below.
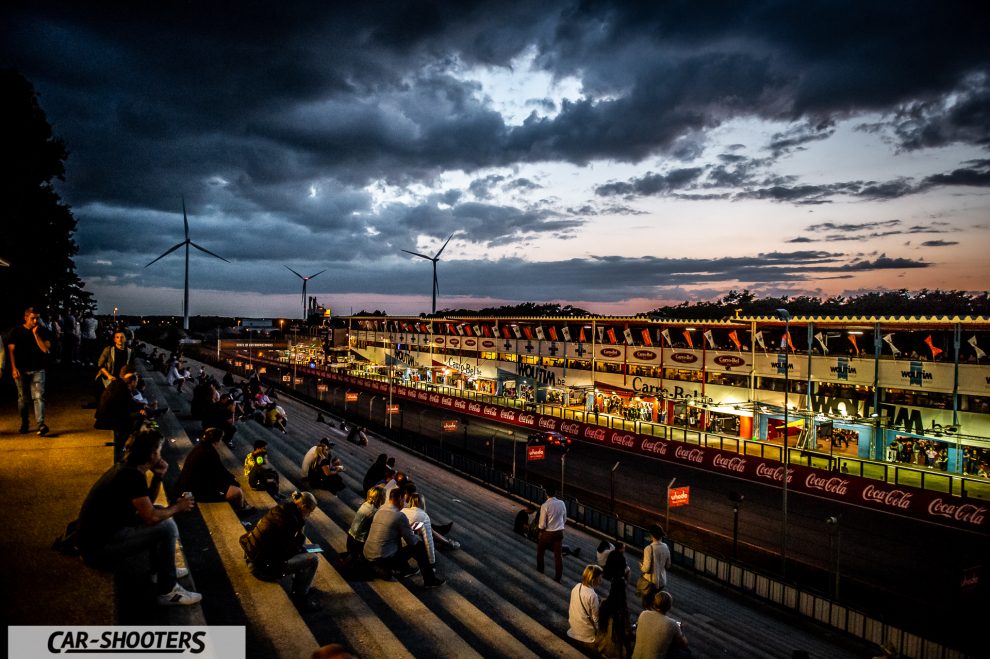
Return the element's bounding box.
[349,289,990,319]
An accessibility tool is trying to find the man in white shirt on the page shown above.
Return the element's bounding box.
[536,486,568,582]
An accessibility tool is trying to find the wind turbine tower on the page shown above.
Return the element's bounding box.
[285,266,327,320]
[145,198,230,331]
[402,233,453,315]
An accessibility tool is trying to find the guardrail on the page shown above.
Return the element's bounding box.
[217,349,989,502]
[197,346,969,658]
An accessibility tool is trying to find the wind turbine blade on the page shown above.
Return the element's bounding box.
[189,242,231,263]
[401,249,433,260]
[307,269,327,280]
[182,197,189,241]
[285,265,304,279]
[434,233,454,259]
[145,242,185,267]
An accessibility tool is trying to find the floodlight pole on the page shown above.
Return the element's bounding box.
[776,308,791,578]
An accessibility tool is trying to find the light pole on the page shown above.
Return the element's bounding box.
[665,477,677,534]
[776,307,791,577]
[610,461,621,514]
[729,491,745,559]
[826,515,841,598]
[560,448,568,498]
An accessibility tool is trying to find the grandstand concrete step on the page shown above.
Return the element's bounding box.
[198,503,319,659]
[148,351,874,659]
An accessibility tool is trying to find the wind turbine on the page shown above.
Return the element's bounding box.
[145,198,230,331]
[285,266,326,320]
[402,233,453,315]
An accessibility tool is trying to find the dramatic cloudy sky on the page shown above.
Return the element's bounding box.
[3,1,989,318]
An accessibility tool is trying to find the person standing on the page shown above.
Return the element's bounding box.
[639,524,671,608]
[80,312,99,366]
[96,330,133,389]
[537,486,568,582]
[6,306,53,435]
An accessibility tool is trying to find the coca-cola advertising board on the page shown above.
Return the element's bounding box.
[315,368,989,534]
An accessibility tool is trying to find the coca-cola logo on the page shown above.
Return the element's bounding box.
[465,339,476,347]
[641,439,669,455]
[500,410,517,421]
[453,400,466,409]
[928,499,987,525]
[418,392,428,400]
[519,414,535,425]
[433,338,443,345]
[675,446,705,463]
[633,350,658,360]
[804,474,849,495]
[862,484,912,509]
[600,347,622,358]
[468,403,481,413]
[560,422,581,435]
[755,463,793,483]
[584,428,607,441]
[483,405,498,416]
[610,432,635,447]
[449,338,460,347]
[713,454,747,473]
[670,353,698,364]
[482,340,495,348]
[714,355,745,368]
[429,394,441,403]
[538,418,558,430]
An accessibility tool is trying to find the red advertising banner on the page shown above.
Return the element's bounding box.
[668,486,690,507]
[527,445,546,462]
[231,357,989,535]
[386,404,400,414]
[442,420,459,432]
[345,392,359,402]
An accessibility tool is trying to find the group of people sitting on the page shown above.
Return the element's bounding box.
[336,453,461,589]
[188,371,289,448]
[566,524,688,658]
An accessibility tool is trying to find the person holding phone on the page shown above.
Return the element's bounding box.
[239,491,321,611]
[364,488,445,589]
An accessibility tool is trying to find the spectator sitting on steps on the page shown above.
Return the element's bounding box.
[76,428,202,606]
[176,428,252,515]
[363,487,445,589]
[240,491,322,611]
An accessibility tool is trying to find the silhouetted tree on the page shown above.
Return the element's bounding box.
[0,69,93,327]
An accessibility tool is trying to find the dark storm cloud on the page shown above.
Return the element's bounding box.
[787,219,958,244]
[1,1,986,309]
[841,255,929,271]
[921,159,990,188]
[920,240,959,247]
[595,168,704,197]
[767,120,836,157]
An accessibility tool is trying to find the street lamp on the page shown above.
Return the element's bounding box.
[826,515,841,598]
[728,491,745,559]
[610,461,621,514]
[775,307,791,577]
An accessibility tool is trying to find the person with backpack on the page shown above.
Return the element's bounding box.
[240,491,321,611]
